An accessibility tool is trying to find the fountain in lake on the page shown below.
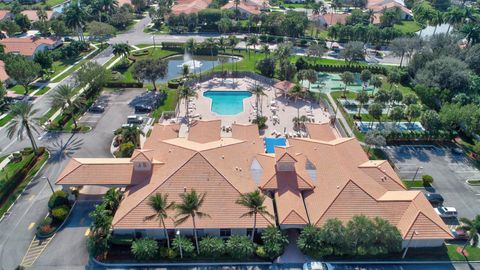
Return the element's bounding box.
[177,51,202,72]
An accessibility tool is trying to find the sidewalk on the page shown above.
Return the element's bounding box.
[326,92,353,137]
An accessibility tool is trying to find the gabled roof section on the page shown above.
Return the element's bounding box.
[405,212,453,239]
[130,149,154,162]
[282,210,308,225]
[56,158,134,185]
[359,160,406,190]
[305,122,338,141]
[188,120,221,143]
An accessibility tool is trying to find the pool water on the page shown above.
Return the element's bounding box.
[203,91,252,115]
[264,137,287,153]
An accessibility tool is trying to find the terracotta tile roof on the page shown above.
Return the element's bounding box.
[0,61,9,81]
[0,37,61,57]
[56,158,134,185]
[117,0,132,6]
[274,80,295,92]
[20,10,56,21]
[188,119,221,143]
[321,13,349,26]
[305,122,337,141]
[0,10,12,21]
[56,120,451,239]
[222,1,263,15]
[171,0,212,15]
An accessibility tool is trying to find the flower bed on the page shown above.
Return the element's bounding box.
[36,190,74,238]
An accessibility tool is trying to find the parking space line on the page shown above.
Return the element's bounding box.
[28,222,35,230]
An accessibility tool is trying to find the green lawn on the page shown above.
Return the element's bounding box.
[8,85,37,95]
[52,46,104,83]
[152,87,177,121]
[402,180,430,188]
[447,244,480,261]
[394,21,423,34]
[0,151,49,218]
[38,107,60,125]
[0,154,35,183]
[0,113,13,127]
[34,86,51,96]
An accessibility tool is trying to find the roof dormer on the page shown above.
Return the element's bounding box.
[275,146,297,172]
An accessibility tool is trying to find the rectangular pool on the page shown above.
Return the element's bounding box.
[264,137,287,153]
[203,90,252,115]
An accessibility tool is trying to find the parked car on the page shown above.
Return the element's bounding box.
[451,228,469,240]
[279,5,285,9]
[434,206,458,218]
[127,115,143,124]
[303,262,334,270]
[135,104,152,113]
[89,104,105,113]
[425,193,444,205]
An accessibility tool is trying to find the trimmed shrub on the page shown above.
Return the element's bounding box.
[159,247,177,259]
[225,235,255,259]
[131,238,158,260]
[110,234,134,246]
[422,175,434,186]
[39,216,53,227]
[48,190,69,210]
[104,82,143,88]
[51,205,70,222]
[20,147,33,155]
[172,235,195,257]
[199,235,225,258]
[261,226,289,259]
[256,245,268,258]
[252,116,267,129]
[116,142,135,158]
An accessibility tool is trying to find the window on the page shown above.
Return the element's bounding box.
[220,228,231,237]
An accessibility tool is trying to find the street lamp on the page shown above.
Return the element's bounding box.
[412,166,423,181]
[176,230,183,259]
[402,230,418,259]
[41,176,55,194]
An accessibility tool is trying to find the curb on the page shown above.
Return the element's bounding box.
[325,260,480,264]
[92,257,272,267]
[0,150,50,222]
[36,200,77,239]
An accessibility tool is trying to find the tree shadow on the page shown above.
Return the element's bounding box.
[47,134,84,163]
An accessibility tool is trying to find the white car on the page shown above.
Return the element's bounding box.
[303,262,335,270]
[434,206,458,218]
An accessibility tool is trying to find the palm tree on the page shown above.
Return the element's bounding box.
[64,1,87,41]
[459,216,480,254]
[430,10,444,35]
[304,69,317,91]
[145,193,175,249]
[182,64,190,81]
[112,43,131,59]
[185,38,197,78]
[356,90,369,118]
[445,6,465,33]
[261,44,270,56]
[50,84,86,130]
[236,190,273,241]
[247,35,259,60]
[203,38,217,70]
[340,71,354,98]
[177,86,197,123]
[249,84,265,119]
[7,102,40,153]
[103,188,123,213]
[234,0,240,20]
[102,0,119,15]
[228,35,239,79]
[36,9,48,22]
[175,189,210,254]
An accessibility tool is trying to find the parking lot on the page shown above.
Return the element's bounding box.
[384,144,480,222]
[77,88,156,153]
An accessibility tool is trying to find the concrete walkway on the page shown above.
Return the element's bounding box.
[276,229,306,264]
[326,92,353,137]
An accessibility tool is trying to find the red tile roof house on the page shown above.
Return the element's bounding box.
[221,0,268,17]
[368,0,413,24]
[20,10,59,22]
[0,36,63,59]
[56,120,452,247]
[171,0,212,15]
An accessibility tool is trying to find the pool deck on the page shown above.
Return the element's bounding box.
[177,77,334,138]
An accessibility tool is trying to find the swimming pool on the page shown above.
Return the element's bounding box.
[264,137,287,153]
[203,91,252,115]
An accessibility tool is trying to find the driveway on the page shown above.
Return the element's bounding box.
[384,144,480,220]
[33,201,96,269]
[78,88,150,155]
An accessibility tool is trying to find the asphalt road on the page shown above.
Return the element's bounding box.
[384,144,480,220]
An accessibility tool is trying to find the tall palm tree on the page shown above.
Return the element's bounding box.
[6,102,40,153]
[102,0,119,15]
[228,35,239,80]
[36,9,48,22]
[249,84,265,120]
[261,44,270,56]
[340,71,354,98]
[64,1,87,41]
[236,190,273,241]
[459,216,480,253]
[247,35,259,60]
[185,38,198,78]
[177,86,197,123]
[445,6,465,33]
[145,193,175,249]
[175,189,210,254]
[50,84,86,130]
[203,38,217,70]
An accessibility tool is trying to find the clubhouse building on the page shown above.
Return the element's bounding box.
[56,120,452,248]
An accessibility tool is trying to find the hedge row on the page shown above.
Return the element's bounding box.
[161,42,218,56]
[105,82,144,88]
[309,63,387,74]
[0,148,45,209]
